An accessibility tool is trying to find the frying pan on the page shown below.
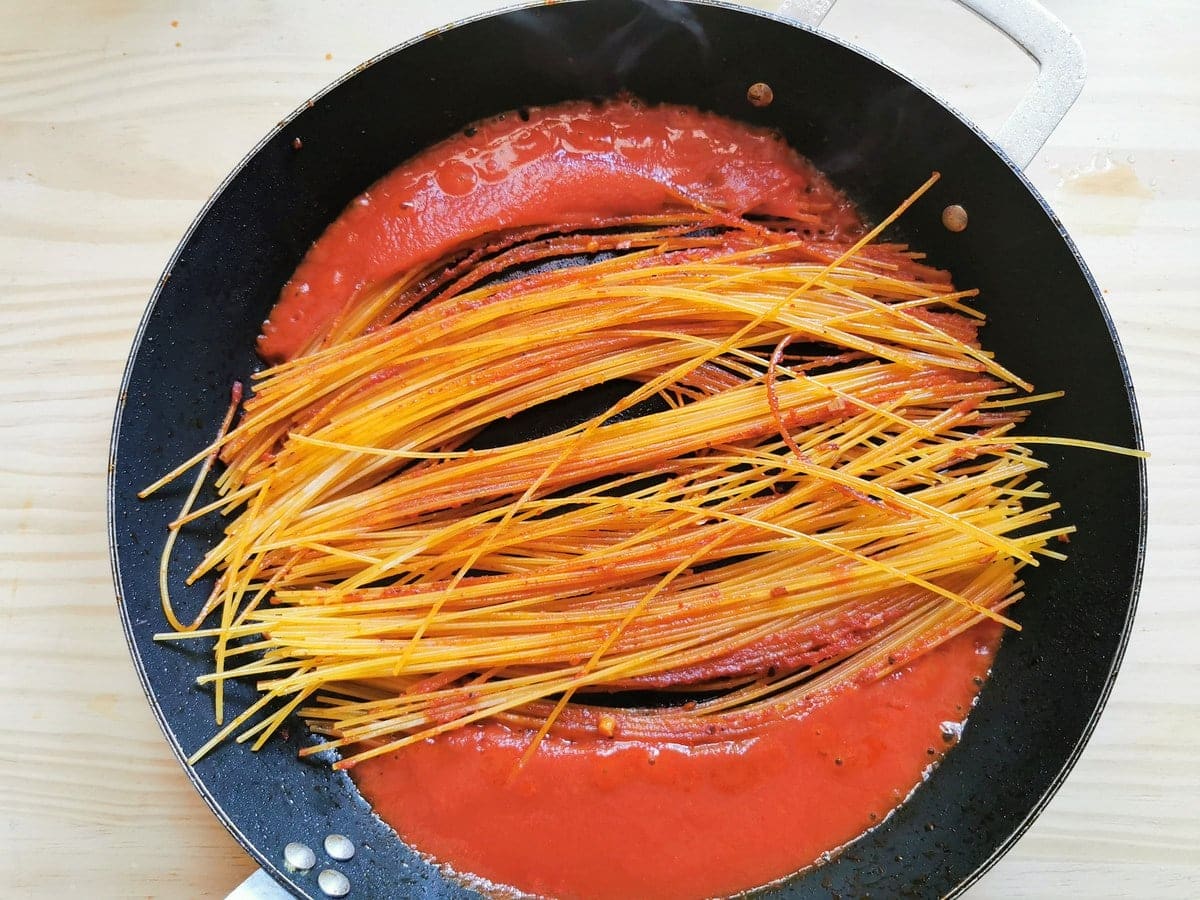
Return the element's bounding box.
[108,1,1146,897]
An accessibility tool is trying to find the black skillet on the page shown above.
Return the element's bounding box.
[108,1,1146,897]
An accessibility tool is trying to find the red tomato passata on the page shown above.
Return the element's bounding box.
[259,98,860,363]
[274,97,999,899]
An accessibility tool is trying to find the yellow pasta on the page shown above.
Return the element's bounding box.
[144,182,1141,770]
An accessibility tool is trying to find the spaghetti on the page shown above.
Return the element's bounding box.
[145,198,1135,768]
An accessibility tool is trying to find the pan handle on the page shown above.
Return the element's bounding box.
[226,868,293,900]
[774,0,1086,169]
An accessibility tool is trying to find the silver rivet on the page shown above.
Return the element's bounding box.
[324,833,356,861]
[318,868,351,897]
[283,841,316,871]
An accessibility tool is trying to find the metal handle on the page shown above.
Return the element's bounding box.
[774,0,1086,169]
[227,869,294,900]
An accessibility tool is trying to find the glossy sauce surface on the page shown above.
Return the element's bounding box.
[354,625,1000,899]
[260,98,859,362]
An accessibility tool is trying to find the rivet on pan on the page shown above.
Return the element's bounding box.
[283,841,317,871]
[942,204,969,232]
[747,82,774,108]
[324,833,356,861]
[318,868,351,897]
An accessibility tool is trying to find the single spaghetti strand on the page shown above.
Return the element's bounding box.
[155,381,242,633]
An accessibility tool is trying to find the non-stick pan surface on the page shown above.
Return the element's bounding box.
[108,2,1146,897]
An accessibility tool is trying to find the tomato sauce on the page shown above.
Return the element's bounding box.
[354,625,1000,899]
[274,97,1003,897]
[260,97,859,363]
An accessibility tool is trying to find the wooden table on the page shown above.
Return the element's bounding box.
[2,1,1195,896]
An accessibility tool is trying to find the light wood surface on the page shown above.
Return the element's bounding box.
[1,1,1195,897]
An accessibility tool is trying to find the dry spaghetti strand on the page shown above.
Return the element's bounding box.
[146,186,1143,769]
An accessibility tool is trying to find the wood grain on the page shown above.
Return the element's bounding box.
[1,1,1195,897]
